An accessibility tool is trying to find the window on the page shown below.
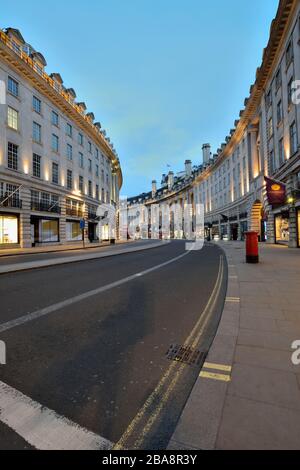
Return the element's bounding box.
[88,180,92,197]
[266,90,272,108]
[33,122,42,143]
[66,123,72,137]
[101,169,104,181]
[96,184,99,200]
[95,148,99,160]
[52,134,59,153]
[88,141,92,153]
[286,41,294,67]
[288,77,294,106]
[79,175,84,193]
[51,111,59,126]
[7,142,18,170]
[88,159,92,172]
[275,68,282,91]
[290,121,298,155]
[79,152,84,169]
[7,106,18,130]
[67,144,73,161]
[278,138,285,165]
[67,169,73,190]
[33,153,41,178]
[101,188,105,201]
[269,149,276,174]
[277,101,283,124]
[52,162,59,184]
[8,76,19,97]
[96,164,99,177]
[268,117,273,138]
[78,133,83,146]
[33,96,41,114]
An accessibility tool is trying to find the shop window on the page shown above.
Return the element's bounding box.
[0,216,18,244]
[40,219,59,243]
[66,221,81,241]
[275,214,290,243]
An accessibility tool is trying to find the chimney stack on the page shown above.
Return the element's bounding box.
[168,171,174,190]
[152,180,157,198]
[202,144,211,164]
[185,160,192,178]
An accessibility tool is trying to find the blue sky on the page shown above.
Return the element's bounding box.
[2,0,279,196]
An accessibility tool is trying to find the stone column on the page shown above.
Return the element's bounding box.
[266,205,275,244]
[20,186,31,248]
[60,196,66,245]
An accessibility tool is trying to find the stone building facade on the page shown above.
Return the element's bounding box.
[0,28,122,248]
[128,0,300,249]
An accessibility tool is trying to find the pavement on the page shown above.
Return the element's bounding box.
[0,240,227,450]
[168,241,300,450]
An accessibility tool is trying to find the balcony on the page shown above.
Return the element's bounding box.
[31,201,61,214]
[0,197,22,209]
[66,207,84,218]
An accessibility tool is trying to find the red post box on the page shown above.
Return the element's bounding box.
[245,231,259,263]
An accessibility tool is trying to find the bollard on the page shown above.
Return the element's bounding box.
[245,231,259,263]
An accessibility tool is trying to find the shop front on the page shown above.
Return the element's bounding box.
[66,220,82,242]
[0,213,19,246]
[31,215,59,246]
[275,211,290,245]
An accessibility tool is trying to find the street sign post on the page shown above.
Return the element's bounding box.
[80,219,85,249]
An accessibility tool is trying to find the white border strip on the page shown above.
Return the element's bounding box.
[0,381,112,450]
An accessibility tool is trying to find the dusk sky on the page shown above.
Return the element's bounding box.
[2,0,279,196]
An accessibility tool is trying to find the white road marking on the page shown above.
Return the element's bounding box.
[0,250,190,334]
[0,381,112,450]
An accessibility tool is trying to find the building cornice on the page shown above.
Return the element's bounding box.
[0,31,123,189]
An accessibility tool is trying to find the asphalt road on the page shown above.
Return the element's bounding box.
[0,240,227,450]
[0,240,154,267]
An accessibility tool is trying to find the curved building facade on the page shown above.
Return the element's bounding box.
[128,0,300,248]
[0,28,122,248]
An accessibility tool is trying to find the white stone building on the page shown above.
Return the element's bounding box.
[0,28,122,248]
[129,0,300,249]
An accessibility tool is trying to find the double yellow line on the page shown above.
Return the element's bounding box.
[200,362,232,382]
[114,254,225,450]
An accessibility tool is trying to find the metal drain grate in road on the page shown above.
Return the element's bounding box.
[166,344,207,366]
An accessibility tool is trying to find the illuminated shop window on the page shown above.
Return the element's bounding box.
[0,216,18,244]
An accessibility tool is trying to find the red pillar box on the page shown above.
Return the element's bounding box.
[245,231,259,264]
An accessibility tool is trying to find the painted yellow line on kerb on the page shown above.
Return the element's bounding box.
[200,371,231,382]
[203,362,232,372]
[225,297,240,302]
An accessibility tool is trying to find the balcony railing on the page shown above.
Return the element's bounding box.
[0,29,116,159]
[66,207,84,218]
[31,201,61,214]
[0,197,22,208]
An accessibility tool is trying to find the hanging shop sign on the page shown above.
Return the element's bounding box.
[264,176,286,206]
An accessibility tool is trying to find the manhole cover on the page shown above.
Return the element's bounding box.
[166,344,207,366]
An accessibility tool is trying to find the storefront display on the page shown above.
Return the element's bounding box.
[297,209,300,247]
[66,221,81,241]
[0,215,18,244]
[275,213,290,244]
